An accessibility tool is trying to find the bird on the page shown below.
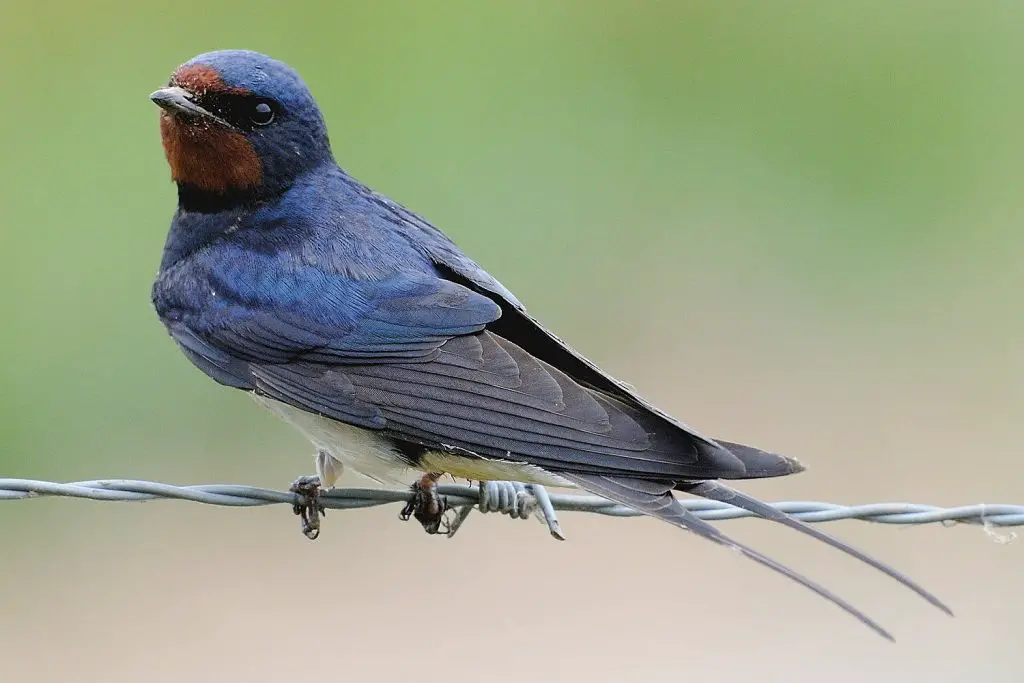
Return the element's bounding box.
[149,49,951,640]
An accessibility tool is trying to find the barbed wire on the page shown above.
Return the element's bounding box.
[2,477,1021,541]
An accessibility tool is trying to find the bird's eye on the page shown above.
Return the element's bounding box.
[251,100,276,126]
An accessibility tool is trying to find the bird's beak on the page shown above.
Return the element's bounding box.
[150,86,234,129]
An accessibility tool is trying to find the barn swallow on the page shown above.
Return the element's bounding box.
[150,50,951,639]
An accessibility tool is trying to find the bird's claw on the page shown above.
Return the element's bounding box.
[290,475,326,540]
[399,474,450,535]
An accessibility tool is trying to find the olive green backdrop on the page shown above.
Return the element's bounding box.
[1,2,1021,681]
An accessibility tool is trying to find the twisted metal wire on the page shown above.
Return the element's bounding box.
[2,478,1021,539]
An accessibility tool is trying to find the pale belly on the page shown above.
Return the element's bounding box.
[254,395,573,489]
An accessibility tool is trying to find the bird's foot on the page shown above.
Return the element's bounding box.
[290,474,326,540]
[399,473,450,535]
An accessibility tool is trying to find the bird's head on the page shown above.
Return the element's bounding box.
[151,50,332,207]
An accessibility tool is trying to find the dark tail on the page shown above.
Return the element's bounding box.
[711,439,806,479]
[676,480,953,615]
[559,473,898,641]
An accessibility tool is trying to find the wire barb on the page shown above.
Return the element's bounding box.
[1,478,1022,532]
[444,481,565,539]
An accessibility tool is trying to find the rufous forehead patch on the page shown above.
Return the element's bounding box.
[171,64,248,97]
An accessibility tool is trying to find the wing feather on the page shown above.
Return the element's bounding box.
[252,331,738,480]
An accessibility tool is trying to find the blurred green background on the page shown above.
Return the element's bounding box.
[1,1,1021,681]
